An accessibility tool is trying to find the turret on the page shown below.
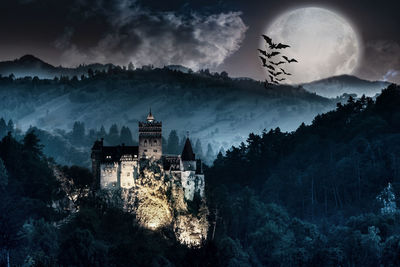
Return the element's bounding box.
[139,109,162,160]
[181,137,196,171]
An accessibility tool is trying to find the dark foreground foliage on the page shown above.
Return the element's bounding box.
[1,84,400,266]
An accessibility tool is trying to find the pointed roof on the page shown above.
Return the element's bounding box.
[181,138,195,161]
[146,108,154,122]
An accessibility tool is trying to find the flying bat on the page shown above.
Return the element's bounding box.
[280,68,292,75]
[259,56,269,67]
[269,61,286,66]
[269,71,283,77]
[266,65,275,71]
[266,51,280,58]
[274,43,290,49]
[269,75,275,82]
[257,49,268,57]
[262,35,273,46]
[282,56,298,63]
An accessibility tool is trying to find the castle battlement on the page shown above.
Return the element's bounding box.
[91,110,205,201]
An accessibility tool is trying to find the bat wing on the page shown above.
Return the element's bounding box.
[262,35,273,45]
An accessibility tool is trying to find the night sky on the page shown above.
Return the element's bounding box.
[1,0,399,83]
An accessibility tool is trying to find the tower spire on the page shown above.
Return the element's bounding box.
[146,107,154,122]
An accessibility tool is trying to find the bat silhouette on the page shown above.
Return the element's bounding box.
[262,35,273,46]
[280,68,292,75]
[269,61,286,66]
[258,49,268,57]
[269,75,275,82]
[266,51,280,58]
[269,71,282,77]
[262,35,290,49]
[266,65,275,71]
[274,43,290,49]
[282,56,298,63]
[259,56,267,66]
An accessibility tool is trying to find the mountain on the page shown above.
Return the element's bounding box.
[301,74,390,98]
[0,55,113,79]
[0,63,336,150]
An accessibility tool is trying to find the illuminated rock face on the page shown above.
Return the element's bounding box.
[119,160,209,247]
[91,112,208,246]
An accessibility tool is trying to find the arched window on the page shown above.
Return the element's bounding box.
[154,140,157,145]
[144,140,148,147]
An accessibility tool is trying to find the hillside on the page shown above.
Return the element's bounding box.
[302,74,389,98]
[0,55,112,79]
[0,65,336,151]
[204,84,400,265]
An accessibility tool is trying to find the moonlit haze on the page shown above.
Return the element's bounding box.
[264,7,361,84]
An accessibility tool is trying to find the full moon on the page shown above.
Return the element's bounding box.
[264,7,361,84]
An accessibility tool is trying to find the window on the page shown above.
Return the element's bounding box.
[144,140,148,147]
[144,149,147,152]
[154,140,157,145]
[154,150,157,152]
[106,155,111,159]
[127,172,130,176]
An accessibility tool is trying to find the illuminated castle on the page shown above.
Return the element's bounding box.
[91,110,205,201]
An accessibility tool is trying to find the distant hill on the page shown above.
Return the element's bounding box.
[0,64,336,150]
[0,55,113,79]
[301,74,390,98]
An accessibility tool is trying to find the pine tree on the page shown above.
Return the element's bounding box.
[71,121,85,145]
[194,139,204,159]
[7,120,14,133]
[128,62,134,71]
[206,143,215,163]
[107,124,119,145]
[120,126,133,145]
[98,126,107,139]
[0,158,8,190]
[0,118,6,137]
[167,130,179,154]
[23,130,43,156]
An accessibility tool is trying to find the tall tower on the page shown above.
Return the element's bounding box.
[139,109,162,160]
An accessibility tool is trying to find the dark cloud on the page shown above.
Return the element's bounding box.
[355,40,400,84]
[0,0,399,81]
[51,0,248,69]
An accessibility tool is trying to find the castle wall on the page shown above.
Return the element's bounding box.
[100,162,119,189]
[181,171,205,201]
[120,156,138,189]
[138,137,162,160]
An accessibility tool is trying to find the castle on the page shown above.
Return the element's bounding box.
[91,110,205,201]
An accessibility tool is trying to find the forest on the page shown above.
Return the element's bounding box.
[1,84,400,266]
[0,64,336,153]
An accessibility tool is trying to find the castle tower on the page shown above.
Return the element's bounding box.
[139,109,162,160]
[181,137,196,171]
